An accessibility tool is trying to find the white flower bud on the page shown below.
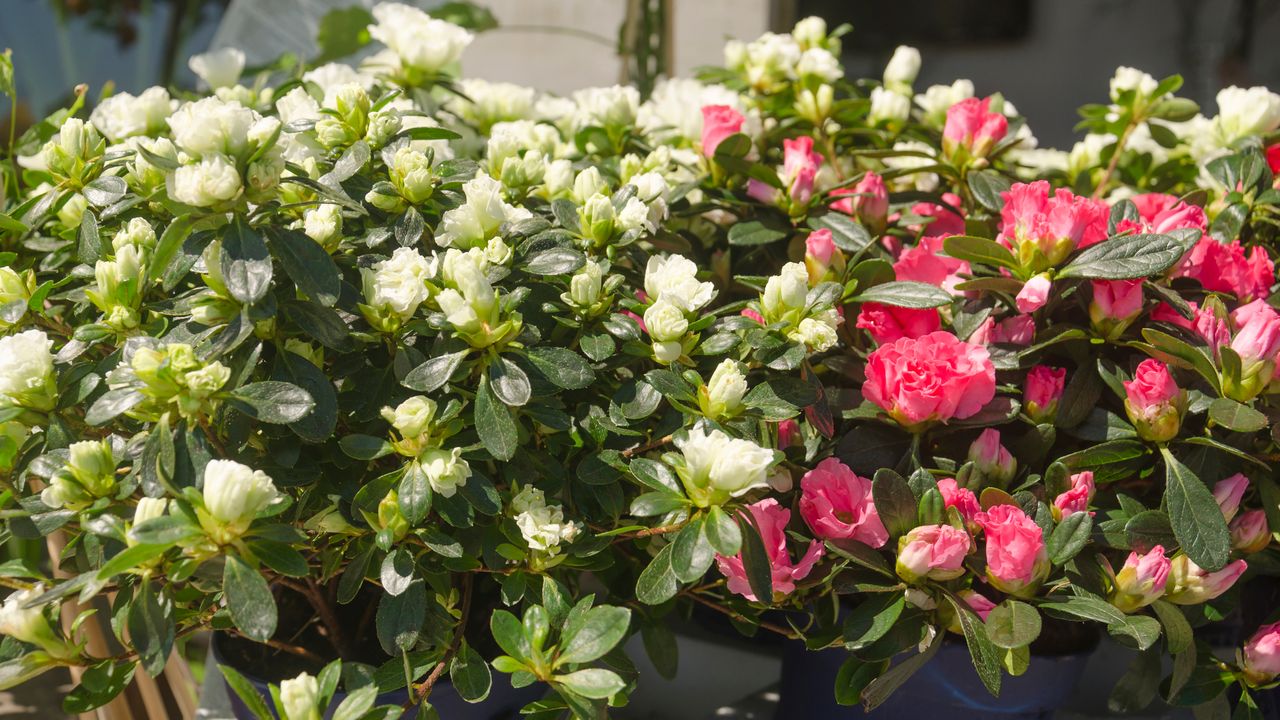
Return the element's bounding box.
[797,48,842,83]
[113,217,156,252]
[702,359,747,419]
[1109,66,1158,104]
[381,396,437,438]
[673,426,775,507]
[572,167,606,205]
[0,330,56,412]
[0,584,73,658]
[201,460,278,539]
[792,17,828,50]
[133,497,169,526]
[568,262,604,307]
[762,262,809,320]
[643,255,714,313]
[167,97,257,158]
[790,312,841,352]
[167,154,243,207]
[57,193,87,229]
[644,300,688,342]
[303,205,343,250]
[389,147,436,204]
[883,46,921,89]
[279,672,321,720]
[579,193,617,244]
[189,48,245,89]
[869,86,911,124]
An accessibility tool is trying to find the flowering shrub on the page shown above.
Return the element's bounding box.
[4,5,1280,717]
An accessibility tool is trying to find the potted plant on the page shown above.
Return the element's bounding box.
[3,5,1280,720]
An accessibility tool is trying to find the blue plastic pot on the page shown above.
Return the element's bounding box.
[211,633,544,720]
[776,639,1092,719]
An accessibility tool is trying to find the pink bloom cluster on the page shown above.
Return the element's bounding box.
[716,499,824,602]
[863,331,996,427]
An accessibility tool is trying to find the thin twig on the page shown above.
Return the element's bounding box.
[1092,120,1136,199]
[685,590,798,640]
[404,573,473,711]
[621,433,673,458]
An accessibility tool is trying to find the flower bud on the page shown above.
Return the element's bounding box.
[883,45,921,92]
[1016,274,1052,314]
[868,87,910,125]
[572,167,606,205]
[1089,279,1144,339]
[937,477,981,530]
[133,497,169,527]
[189,48,244,90]
[795,85,834,125]
[1110,545,1171,613]
[1123,359,1185,442]
[418,447,471,498]
[376,490,410,543]
[896,524,970,582]
[566,261,604,309]
[389,147,436,204]
[579,193,617,246]
[381,396,437,440]
[1165,555,1248,604]
[57,193,87,229]
[0,267,32,329]
[761,262,809,322]
[1226,306,1280,401]
[200,460,278,542]
[0,584,77,659]
[1231,510,1270,554]
[303,205,343,252]
[1052,471,1095,521]
[777,419,799,449]
[279,672,321,720]
[41,439,116,510]
[1242,622,1280,686]
[804,228,845,284]
[700,104,746,158]
[942,97,1008,162]
[967,428,1016,487]
[1214,473,1250,523]
[791,313,840,353]
[1024,365,1065,424]
[783,137,820,208]
[672,426,775,507]
[831,172,888,234]
[977,505,1050,596]
[365,109,402,149]
[0,330,56,413]
[114,217,157,252]
[168,154,243,207]
[699,359,747,420]
[644,300,688,344]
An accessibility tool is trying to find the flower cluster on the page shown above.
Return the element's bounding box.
[3,7,1280,719]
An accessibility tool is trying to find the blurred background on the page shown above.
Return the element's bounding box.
[3,0,1280,147]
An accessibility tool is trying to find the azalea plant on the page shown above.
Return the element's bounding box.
[4,5,1280,718]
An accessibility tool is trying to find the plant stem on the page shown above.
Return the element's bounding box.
[622,433,673,458]
[302,577,349,658]
[1093,121,1137,200]
[685,589,798,640]
[404,573,473,711]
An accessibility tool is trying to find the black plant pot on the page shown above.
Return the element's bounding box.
[211,632,543,720]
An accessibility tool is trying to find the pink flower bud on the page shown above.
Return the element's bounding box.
[1226,302,1280,400]
[783,136,821,207]
[1194,305,1231,355]
[1089,279,1144,339]
[799,458,889,547]
[1123,359,1185,442]
[1015,273,1051,313]
[895,524,971,582]
[943,97,1008,161]
[1230,509,1270,554]
[967,428,1016,487]
[937,478,981,530]
[804,228,846,283]
[855,303,941,345]
[1243,621,1280,685]
[776,419,799,449]
[994,315,1035,345]
[741,308,765,325]
[961,589,996,621]
[1110,545,1171,613]
[832,172,889,233]
[1213,473,1250,523]
[977,504,1049,596]
[1053,471,1095,520]
[1166,555,1248,605]
[747,178,781,205]
[1024,365,1066,423]
[715,499,825,602]
[700,105,746,158]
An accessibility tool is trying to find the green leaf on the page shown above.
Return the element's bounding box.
[835,656,888,706]
[872,469,917,538]
[475,376,517,460]
[967,169,1012,213]
[314,6,374,62]
[556,668,626,700]
[127,582,174,677]
[490,356,532,407]
[1058,231,1199,280]
[1108,648,1162,714]
[217,664,273,720]
[78,210,101,263]
[449,642,492,703]
[629,457,681,494]
[397,464,432,525]
[83,176,127,207]
[636,543,678,605]
[331,685,377,720]
[861,633,941,711]
[942,235,1019,272]
[231,381,315,424]
[220,219,273,305]
[704,506,742,556]
[128,516,199,546]
[1151,600,1193,655]
[1207,398,1267,432]
[339,435,394,460]
[403,350,468,392]
[85,388,144,425]
[842,593,905,650]
[64,661,137,714]
[376,578,426,653]
[246,539,309,578]
[1125,510,1177,552]
[224,555,277,642]
[268,228,340,306]
[558,605,632,665]
[526,347,594,389]
[984,600,1041,649]
[490,609,530,661]
[1162,448,1230,571]
[808,213,873,254]
[522,247,585,275]
[737,511,774,602]
[670,518,714,583]
[945,592,1002,698]
[1047,512,1092,564]
[851,281,952,309]
[97,544,170,580]
[742,377,817,420]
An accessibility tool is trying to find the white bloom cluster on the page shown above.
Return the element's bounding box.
[0,330,56,412]
[511,485,579,555]
[90,87,176,143]
[672,426,775,506]
[367,2,473,79]
[362,247,436,320]
[201,460,278,542]
[436,173,532,249]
